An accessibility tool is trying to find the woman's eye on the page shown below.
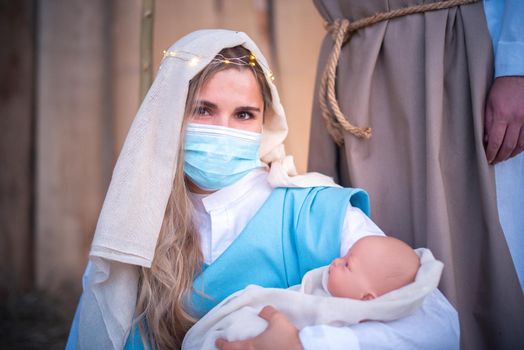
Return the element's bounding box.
[194,106,210,116]
[236,111,253,120]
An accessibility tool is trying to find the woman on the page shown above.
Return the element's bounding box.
[67,29,458,350]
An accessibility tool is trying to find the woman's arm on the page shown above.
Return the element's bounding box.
[299,289,459,350]
[299,205,459,349]
[217,205,459,349]
[217,289,459,350]
[338,205,385,255]
[301,205,458,349]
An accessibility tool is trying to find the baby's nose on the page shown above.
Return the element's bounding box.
[331,257,345,267]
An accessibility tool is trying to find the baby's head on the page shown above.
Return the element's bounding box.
[327,236,420,300]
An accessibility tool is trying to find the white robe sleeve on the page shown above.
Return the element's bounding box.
[338,205,385,257]
[299,324,360,350]
[299,205,460,350]
[300,289,459,350]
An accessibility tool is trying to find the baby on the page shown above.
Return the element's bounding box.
[182,236,441,350]
[327,235,420,300]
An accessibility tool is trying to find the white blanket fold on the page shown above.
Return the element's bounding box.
[182,248,443,350]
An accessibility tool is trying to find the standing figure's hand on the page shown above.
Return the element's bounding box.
[215,305,303,350]
[484,76,524,164]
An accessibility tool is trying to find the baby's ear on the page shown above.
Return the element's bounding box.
[362,293,376,301]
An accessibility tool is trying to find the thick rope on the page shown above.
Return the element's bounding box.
[319,0,480,144]
[319,20,347,145]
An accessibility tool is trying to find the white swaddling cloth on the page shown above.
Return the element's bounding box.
[182,248,443,350]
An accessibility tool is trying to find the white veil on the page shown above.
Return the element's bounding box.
[78,29,337,349]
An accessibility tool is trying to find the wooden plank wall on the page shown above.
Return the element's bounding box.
[0,0,35,298]
[35,0,112,298]
[0,0,325,303]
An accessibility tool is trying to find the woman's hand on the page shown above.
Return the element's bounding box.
[484,76,524,164]
[215,305,303,350]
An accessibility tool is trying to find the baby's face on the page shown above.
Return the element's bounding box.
[327,251,372,300]
[327,236,420,300]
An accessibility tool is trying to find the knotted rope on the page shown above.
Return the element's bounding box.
[319,0,480,144]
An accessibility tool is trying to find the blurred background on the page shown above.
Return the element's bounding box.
[0,0,325,348]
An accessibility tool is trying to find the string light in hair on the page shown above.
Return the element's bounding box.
[189,57,199,67]
[162,49,200,64]
[162,49,275,81]
[210,54,254,67]
[162,50,177,58]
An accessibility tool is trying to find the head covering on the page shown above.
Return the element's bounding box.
[78,29,337,349]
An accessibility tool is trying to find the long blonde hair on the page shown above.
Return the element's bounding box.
[135,45,272,350]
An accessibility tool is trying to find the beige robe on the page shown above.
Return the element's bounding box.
[308,1,524,349]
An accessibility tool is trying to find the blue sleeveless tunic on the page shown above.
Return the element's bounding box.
[125,186,369,348]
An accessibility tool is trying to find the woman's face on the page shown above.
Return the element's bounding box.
[190,68,264,133]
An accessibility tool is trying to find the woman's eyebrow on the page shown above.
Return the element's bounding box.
[234,106,261,113]
[194,100,217,109]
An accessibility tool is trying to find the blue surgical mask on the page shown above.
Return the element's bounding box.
[184,123,262,190]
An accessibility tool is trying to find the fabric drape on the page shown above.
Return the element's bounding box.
[308,1,524,349]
